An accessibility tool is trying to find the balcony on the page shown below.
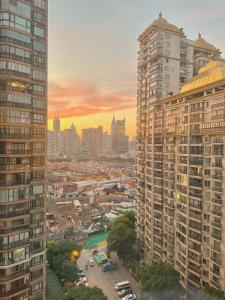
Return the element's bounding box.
[0,239,30,250]
[0,284,29,298]
[0,223,30,234]
[0,133,30,140]
[0,179,30,186]
[0,149,31,155]
[0,209,30,218]
[0,270,27,283]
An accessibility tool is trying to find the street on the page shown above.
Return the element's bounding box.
[77,246,141,300]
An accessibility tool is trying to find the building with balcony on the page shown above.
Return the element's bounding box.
[0,0,47,299]
[136,59,225,293]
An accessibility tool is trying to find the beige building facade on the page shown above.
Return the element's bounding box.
[136,14,225,293]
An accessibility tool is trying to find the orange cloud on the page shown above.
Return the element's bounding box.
[48,80,136,119]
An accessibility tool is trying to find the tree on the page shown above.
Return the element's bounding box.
[47,240,80,282]
[63,286,107,300]
[47,240,80,268]
[107,211,136,261]
[61,260,78,282]
[138,261,183,300]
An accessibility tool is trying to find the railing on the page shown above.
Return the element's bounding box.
[0,239,30,250]
[0,284,29,297]
[0,209,30,218]
[0,179,30,186]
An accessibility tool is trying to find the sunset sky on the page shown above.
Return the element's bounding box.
[48,0,225,137]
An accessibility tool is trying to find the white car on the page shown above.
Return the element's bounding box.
[88,259,95,266]
[78,275,87,283]
[122,294,137,300]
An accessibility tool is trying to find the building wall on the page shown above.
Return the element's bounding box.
[0,0,47,299]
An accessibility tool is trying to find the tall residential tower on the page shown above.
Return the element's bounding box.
[136,14,224,293]
[0,1,48,299]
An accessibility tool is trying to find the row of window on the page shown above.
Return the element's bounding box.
[1,226,43,245]
[0,28,46,52]
[0,44,46,65]
[0,110,45,124]
[0,60,47,80]
[0,11,46,37]
[0,0,31,19]
[0,184,44,203]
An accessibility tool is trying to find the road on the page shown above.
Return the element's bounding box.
[77,246,141,300]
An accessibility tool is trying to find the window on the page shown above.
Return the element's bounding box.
[34,25,45,38]
[33,0,46,9]
[33,40,46,52]
[0,12,31,33]
[0,28,31,47]
[0,0,31,18]
[32,185,44,195]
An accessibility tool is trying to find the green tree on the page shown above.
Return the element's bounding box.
[138,261,183,300]
[63,286,107,300]
[47,240,80,268]
[61,260,78,282]
[107,211,136,261]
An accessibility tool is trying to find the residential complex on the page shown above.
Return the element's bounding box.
[136,14,225,293]
[0,0,47,299]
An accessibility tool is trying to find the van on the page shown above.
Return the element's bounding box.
[114,281,130,291]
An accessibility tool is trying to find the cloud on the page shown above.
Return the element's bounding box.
[48,80,136,119]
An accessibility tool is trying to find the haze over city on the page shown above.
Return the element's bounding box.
[48,0,225,137]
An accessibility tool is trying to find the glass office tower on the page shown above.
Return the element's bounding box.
[0,1,47,299]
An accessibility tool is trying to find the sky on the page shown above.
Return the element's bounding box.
[48,0,225,137]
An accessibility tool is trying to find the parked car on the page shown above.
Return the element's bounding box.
[88,259,95,266]
[118,288,133,298]
[115,281,130,291]
[101,261,117,272]
[122,294,137,300]
[78,274,87,283]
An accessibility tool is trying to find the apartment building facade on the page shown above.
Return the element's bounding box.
[136,14,225,293]
[0,0,47,299]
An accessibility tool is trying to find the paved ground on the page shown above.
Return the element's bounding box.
[77,246,141,300]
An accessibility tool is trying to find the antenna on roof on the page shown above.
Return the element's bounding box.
[159,11,162,18]
[198,32,202,39]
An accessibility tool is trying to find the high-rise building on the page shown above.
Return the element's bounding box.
[102,132,112,156]
[0,1,47,299]
[53,116,60,152]
[81,126,103,159]
[111,117,129,154]
[59,124,80,157]
[136,17,225,292]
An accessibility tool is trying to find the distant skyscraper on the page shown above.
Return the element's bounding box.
[136,14,224,293]
[53,116,60,151]
[0,1,48,299]
[111,117,129,154]
[102,132,112,155]
[81,126,103,159]
[59,124,80,157]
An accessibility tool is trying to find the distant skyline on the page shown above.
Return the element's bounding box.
[48,0,225,137]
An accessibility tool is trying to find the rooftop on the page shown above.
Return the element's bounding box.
[193,33,220,52]
[180,60,225,94]
[138,13,183,42]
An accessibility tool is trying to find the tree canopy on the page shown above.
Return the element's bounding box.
[47,240,80,282]
[107,211,136,261]
[138,261,183,300]
[63,286,107,300]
